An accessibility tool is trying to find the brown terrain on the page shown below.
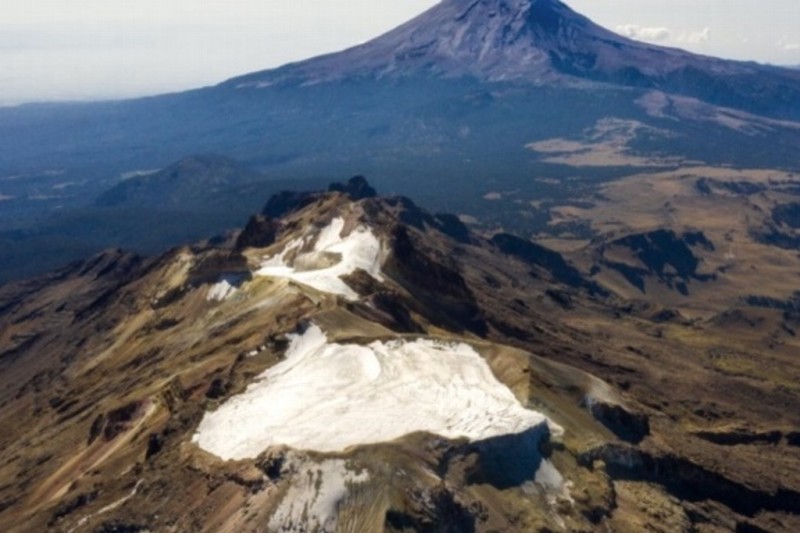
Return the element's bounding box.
[0,176,799,532]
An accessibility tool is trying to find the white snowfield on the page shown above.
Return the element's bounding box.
[206,274,243,301]
[255,217,384,301]
[268,459,369,532]
[193,324,560,460]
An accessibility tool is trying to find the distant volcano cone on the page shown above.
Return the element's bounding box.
[227,0,800,122]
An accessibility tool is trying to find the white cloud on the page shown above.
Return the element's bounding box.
[678,27,712,44]
[616,24,672,42]
[778,36,800,51]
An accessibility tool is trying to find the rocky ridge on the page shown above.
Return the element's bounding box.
[0,178,798,532]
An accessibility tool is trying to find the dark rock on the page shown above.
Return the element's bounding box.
[696,178,713,195]
[49,491,99,525]
[651,309,683,323]
[695,178,767,196]
[262,190,318,219]
[102,402,145,441]
[188,251,249,285]
[385,225,487,336]
[383,196,472,243]
[205,378,228,400]
[349,292,425,334]
[579,444,800,517]
[145,433,164,460]
[585,399,650,444]
[492,233,606,296]
[258,452,287,481]
[772,202,800,229]
[693,430,782,446]
[603,229,716,293]
[546,289,573,309]
[743,293,800,312]
[434,213,471,244]
[753,225,800,250]
[328,175,377,200]
[94,523,149,533]
[235,215,279,250]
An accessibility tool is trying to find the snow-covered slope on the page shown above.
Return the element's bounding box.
[193,324,558,460]
[230,0,783,88]
[255,217,384,301]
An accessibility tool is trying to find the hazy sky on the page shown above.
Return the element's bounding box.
[2,0,798,106]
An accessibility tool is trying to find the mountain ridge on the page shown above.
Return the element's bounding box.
[1,178,799,531]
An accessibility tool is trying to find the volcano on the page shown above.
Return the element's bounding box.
[233,0,800,120]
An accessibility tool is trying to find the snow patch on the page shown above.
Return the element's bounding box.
[269,459,368,532]
[206,274,244,302]
[255,217,384,301]
[193,324,559,460]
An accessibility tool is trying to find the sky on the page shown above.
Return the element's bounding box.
[1,0,798,106]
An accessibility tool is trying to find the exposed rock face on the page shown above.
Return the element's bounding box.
[491,232,605,295]
[261,190,319,219]
[600,229,716,294]
[235,215,279,250]
[327,175,377,200]
[384,196,472,244]
[385,224,487,335]
[584,398,650,444]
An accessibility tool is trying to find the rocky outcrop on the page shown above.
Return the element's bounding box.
[580,444,800,518]
[234,214,279,250]
[88,401,148,444]
[328,175,377,200]
[692,430,783,446]
[384,196,472,244]
[584,397,650,444]
[492,233,606,296]
[600,229,716,294]
[385,225,486,335]
[262,190,319,219]
[695,178,768,196]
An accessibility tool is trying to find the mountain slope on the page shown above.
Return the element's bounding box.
[1,0,800,286]
[232,0,800,120]
[1,179,799,532]
[1,0,799,178]
[94,155,264,209]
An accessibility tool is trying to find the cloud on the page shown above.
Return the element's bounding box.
[778,37,800,51]
[616,24,672,42]
[678,27,712,45]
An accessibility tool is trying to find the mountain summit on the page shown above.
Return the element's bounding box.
[231,0,800,119]
[232,0,626,84]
